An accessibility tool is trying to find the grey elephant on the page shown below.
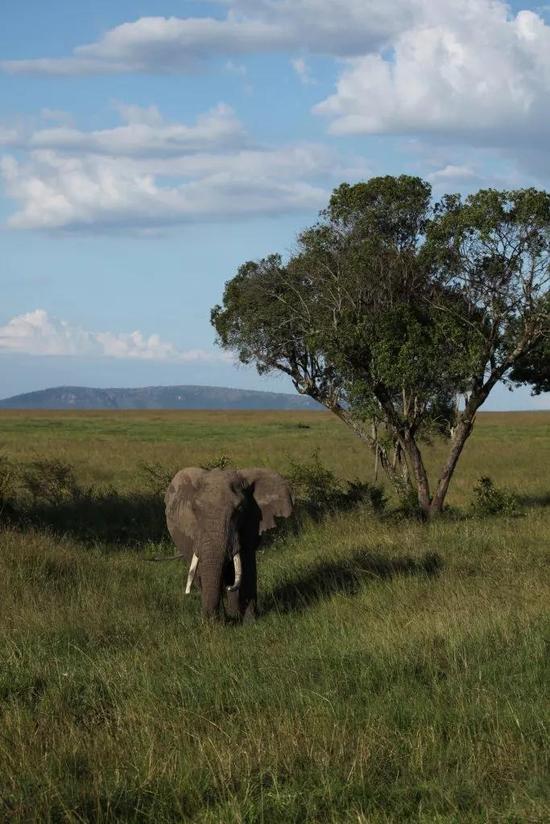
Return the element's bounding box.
[163,467,294,620]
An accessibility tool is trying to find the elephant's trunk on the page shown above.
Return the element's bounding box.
[197,522,238,617]
[198,550,225,618]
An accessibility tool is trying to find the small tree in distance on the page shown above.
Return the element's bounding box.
[212,177,550,518]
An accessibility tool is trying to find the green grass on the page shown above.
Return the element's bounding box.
[1,410,549,822]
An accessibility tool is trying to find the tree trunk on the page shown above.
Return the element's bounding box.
[428,369,505,515]
[310,371,512,519]
[402,432,432,518]
[429,416,476,515]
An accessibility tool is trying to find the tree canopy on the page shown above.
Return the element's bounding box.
[509,297,550,393]
[212,176,550,517]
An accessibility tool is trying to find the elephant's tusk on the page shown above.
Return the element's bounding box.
[185,553,199,594]
[226,552,242,592]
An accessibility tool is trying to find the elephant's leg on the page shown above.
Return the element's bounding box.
[240,548,257,621]
[243,600,256,623]
[225,588,241,619]
[222,555,241,619]
[223,549,257,620]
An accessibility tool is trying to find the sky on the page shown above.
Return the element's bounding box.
[1,0,549,409]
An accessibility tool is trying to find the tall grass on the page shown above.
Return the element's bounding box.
[0,410,549,822]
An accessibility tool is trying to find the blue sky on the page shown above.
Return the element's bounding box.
[1,0,549,409]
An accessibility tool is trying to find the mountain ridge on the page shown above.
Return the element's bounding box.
[0,384,321,411]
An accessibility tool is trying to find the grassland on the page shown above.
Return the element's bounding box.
[0,409,549,822]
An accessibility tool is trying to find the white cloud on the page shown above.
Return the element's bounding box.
[0,16,288,76]
[0,310,227,362]
[0,126,20,146]
[26,103,246,157]
[232,1,407,55]
[40,109,75,128]
[224,60,247,76]
[0,146,330,232]
[426,162,512,197]
[3,1,550,158]
[291,57,314,85]
[0,3,412,75]
[427,164,479,186]
[0,104,355,231]
[314,1,550,144]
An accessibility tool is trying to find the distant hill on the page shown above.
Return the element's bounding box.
[0,385,321,411]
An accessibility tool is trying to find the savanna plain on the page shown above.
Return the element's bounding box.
[0,409,549,823]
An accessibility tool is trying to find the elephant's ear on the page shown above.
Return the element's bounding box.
[165,468,207,551]
[238,468,294,534]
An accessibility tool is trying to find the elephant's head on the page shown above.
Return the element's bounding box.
[165,467,293,618]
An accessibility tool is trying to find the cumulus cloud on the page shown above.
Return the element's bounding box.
[0,16,288,75]
[0,310,227,362]
[428,164,477,183]
[0,105,354,231]
[26,103,246,157]
[425,162,522,195]
[0,146,330,231]
[0,3,410,75]
[3,1,550,156]
[314,1,550,145]
[231,0,408,56]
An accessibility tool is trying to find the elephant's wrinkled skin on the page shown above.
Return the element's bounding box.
[165,467,293,620]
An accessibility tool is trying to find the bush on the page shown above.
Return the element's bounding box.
[470,476,521,517]
[0,456,166,547]
[340,478,386,513]
[21,459,80,506]
[286,452,340,513]
[142,456,235,498]
[286,451,385,518]
[393,484,426,520]
[0,454,18,514]
[140,461,177,497]
[200,454,233,470]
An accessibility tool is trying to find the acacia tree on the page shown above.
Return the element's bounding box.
[212,177,550,518]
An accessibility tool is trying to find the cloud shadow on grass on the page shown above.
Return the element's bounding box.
[263,549,443,615]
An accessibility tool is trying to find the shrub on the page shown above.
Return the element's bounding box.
[393,483,427,520]
[21,459,80,506]
[0,454,19,514]
[470,476,521,517]
[286,451,340,513]
[0,458,166,547]
[339,478,386,514]
[286,451,385,518]
[142,456,234,498]
[140,461,177,497]
[200,454,233,470]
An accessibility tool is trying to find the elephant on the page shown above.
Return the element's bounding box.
[163,467,294,620]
